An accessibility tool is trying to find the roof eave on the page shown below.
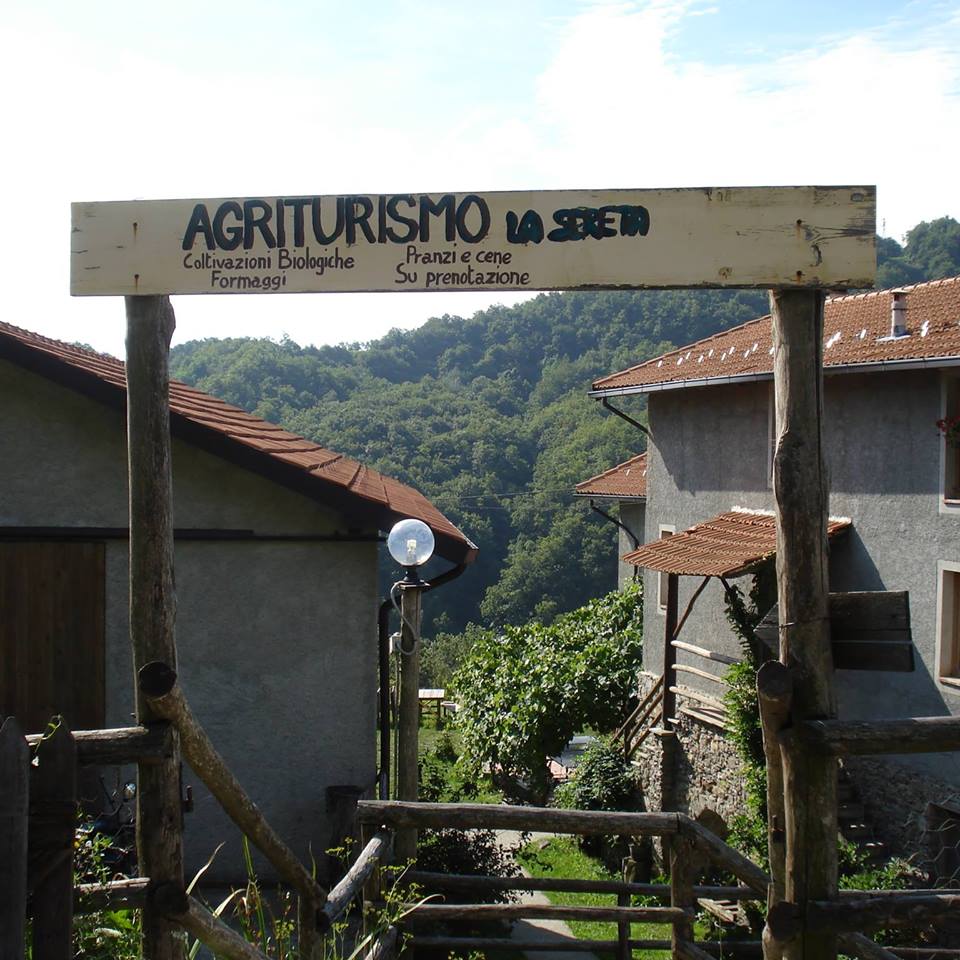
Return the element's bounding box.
[590,354,960,399]
[0,331,477,566]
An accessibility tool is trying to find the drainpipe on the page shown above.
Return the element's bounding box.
[377,560,469,799]
[600,397,650,437]
[588,500,642,584]
[588,499,640,550]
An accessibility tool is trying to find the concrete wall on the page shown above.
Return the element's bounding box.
[639,367,960,848]
[617,501,646,590]
[0,360,379,882]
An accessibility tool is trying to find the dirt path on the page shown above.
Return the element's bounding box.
[497,830,600,960]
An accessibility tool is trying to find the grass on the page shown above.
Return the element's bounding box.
[517,836,707,960]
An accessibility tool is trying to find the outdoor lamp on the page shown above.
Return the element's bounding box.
[387,518,435,584]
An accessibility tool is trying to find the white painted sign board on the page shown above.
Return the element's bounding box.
[71,186,875,296]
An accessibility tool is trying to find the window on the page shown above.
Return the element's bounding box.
[656,524,675,614]
[936,562,960,689]
[940,376,960,507]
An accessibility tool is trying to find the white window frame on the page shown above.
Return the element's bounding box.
[656,524,675,615]
[935,560,960,693]
[939,373,960,516]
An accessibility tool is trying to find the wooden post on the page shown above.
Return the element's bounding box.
[661,573,680,725]
[0,717,29,960]
[757,661,792,912]
[395,583,423,864]
[770,288,837,960]
[669,831,696,958]
[126,294,185,960]
[616,890,630,960]
[359,822,384,943]
[30,721,77,960]
[758,662,792,960]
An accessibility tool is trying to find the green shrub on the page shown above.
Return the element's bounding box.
[553,740,637,812]
[454,584,643,803]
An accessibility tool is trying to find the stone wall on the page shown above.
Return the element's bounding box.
[843,755,960,864]
[633,670,960,871]
[633,673,747,831]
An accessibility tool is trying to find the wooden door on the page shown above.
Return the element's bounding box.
[0,542,105,734]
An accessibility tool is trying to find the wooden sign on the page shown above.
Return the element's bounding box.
[71,186,876,297]
[755,591,913,672]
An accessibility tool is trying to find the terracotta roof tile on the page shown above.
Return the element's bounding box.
[593,276,960,394]
[623,509,850,577]
[0,320,476,563]
[575,453,647,500]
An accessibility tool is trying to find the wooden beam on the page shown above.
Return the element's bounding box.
[757,661,792,911]
[674,664,728,685]
[806,893,960,933]
[321,830,392,928]
[125,294,185,960]
[795,716,960,756]
[25,723,172,766]
[404,870,756,900]
[75,878,151,913]
[0,718,29,960]
[670,684,727,713]
[671,640,740,666]
[770,287,837,960]
[400,902,691,924]
[356,800,680,835]
[670,832,697,956]
[683,820,769,896]
[156,886,272,960]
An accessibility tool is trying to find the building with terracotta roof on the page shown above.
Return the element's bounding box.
[582,276,960,859]
[0,320,476,883]
[574,452,647,589]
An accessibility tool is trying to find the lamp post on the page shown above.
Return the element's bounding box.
[386,519,434,863]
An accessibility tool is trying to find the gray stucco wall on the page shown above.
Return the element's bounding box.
[1,359,379,882]
[617,501,646,590]
[638,367,960,848]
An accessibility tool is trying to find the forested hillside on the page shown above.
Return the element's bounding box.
[170,217,960,634]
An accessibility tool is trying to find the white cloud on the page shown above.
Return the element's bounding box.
[2,1,958,357]
[531,1,960,240]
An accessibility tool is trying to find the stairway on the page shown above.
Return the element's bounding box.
[838,766,889,864]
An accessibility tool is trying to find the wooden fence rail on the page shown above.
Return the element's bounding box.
[24,723,173,766]
[353,800,933,960]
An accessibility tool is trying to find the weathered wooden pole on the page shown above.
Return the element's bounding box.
[757,661,792,908]
[758,661,793,960]
[395,583,423,863]
[770,288,837,960]
[126,294,185,960]
[0,717,29,960]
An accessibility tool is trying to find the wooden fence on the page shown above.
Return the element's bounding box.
[349,800,960,960]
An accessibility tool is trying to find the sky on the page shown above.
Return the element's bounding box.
[4,0,959,358]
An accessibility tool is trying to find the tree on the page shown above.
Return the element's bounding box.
[454,584,643,803]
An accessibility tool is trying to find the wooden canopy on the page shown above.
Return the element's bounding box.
[623,509,851,577]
